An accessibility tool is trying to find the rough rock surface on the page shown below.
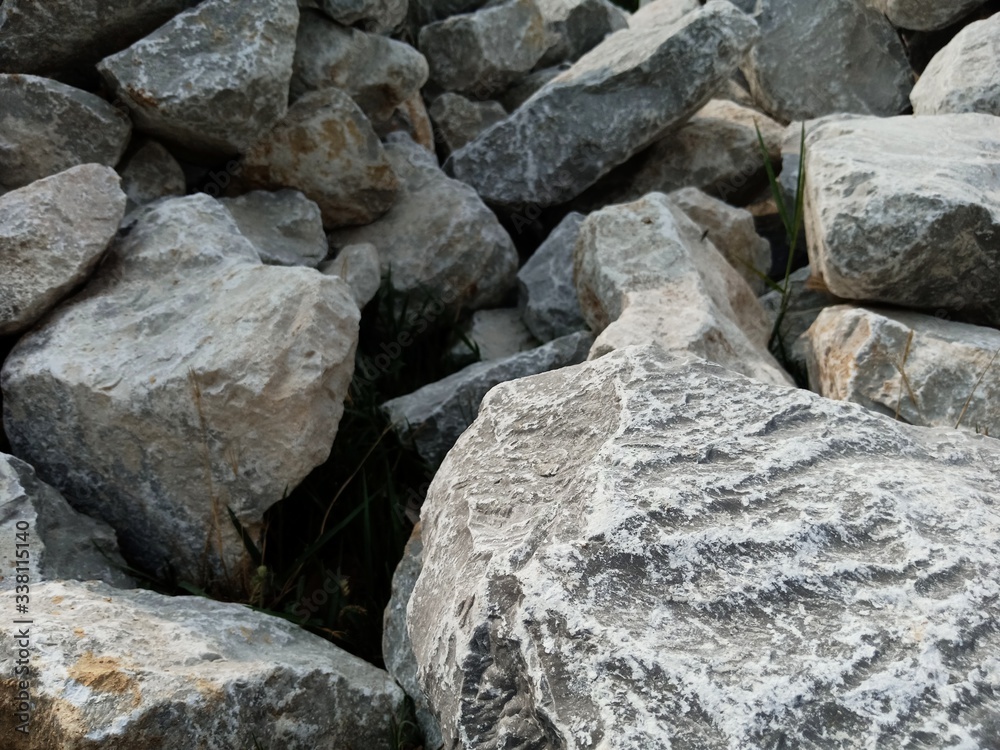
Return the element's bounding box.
[910,13,1000,116]
[300,0,407,33]
[803,114,1000,325]
[0,0,193,76]
[628,0,697,28]
[0,74,132,193]
[407,343,1000,749]
[759,266,841,374]
[330,134,517,314]
[1,195,360,588]
[319,243,383,309]
[0,165,127,336]
[805,305,1000,437]
[236,88,399,229]
[498,64,568,111]
[118,139,186,213]
[375,91,437,152]
[97,0,299,156]
[742,0,913,122]
[419,0,549,96]
[291,11,429,122]
[0,580,406,748]
[220,189,327,268]
[868,0,991,31]
[383,330,593,467]
[518,212,589,342]
[429,93,508,155]
[0,453,134,591]
[448,309,541,364]
[575,192,790,385]
[446,1,759,207]
[536,0,628,67]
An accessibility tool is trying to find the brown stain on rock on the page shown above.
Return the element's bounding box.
[68,651,142,708]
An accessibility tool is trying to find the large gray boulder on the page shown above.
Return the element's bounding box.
[0,0,192,75]
[803,114,1000,326]
[0,580,406,748]
[220,189,327,268]
[406,343,1000,749]
[0,75,131,193]
[446,0,759,208]
[97,0,299,157]
[0,165,127,336]
[330,134,518,315]
[575,192,790,385]
[0,454,134,591]
[867,0,991,31]
[741,0,913,121]
[1,195,360,590]
[910,13,1000,116]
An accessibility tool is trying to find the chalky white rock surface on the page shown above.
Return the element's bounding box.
[448,308,541,364]
[407,343,1000,749]
[1,195,360,589]
[0,580,405,748]
[220,189,327,268]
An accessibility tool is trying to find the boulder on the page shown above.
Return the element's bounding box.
[220,189,327,268]
[0,580,406,748]
[236,88,399,229]
[805,304,1000,437]
[446,1,759,208]
[1,195,360,589]
[0,164,127,336]
[118,139,186,213]
[407,343,1000,749]
[448,309,540,364]
[759,265,841,375]
[97,0,299,157]
[419,0,549,96]
[291,11,429,122]
[0,453,134,591]
[0,0,192,76]
[518,211,589,342]
[319,243,383,309]
[383,330,592,467]
[575,192,790,385]
[536,0,628,67]
[0,74,131,193]
[428,93,508,155]
[742,0,913,121]
[910,13,1000,116]
[329,134,517,314]
[867,0,991,31]
[803,114,1000,326]
[300,0,407,33]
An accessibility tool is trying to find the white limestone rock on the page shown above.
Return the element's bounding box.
[0,164,127,336]
[118,139,186,214]
[319,242,383,309]
[220,189,327,268]
[97,0,299,157]
[407,343,1000,749]
[0,195,360,589]
[867,0,991,31]
[0,74,131,193]
[446,1,759,207]
[805,304,1000,437]
[448,308,541,364]
[803,114,1000,326]
[628,0,698,29]
[575,192,790,385]
[910,13,1000,116]
[0,580,406,747]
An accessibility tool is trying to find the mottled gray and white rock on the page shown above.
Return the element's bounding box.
[0,0,192,75]
[320,243,383,309]
[97,0,298,156]
[536,0,628,67]
[805,305,1000,437]
[576,192,790,385]
[448,309,540,364]
[383,330,592,467]
[118,139,186,213]
[0,74,131,193]
[447,1,759,207]
[300,0,407,33]
[408,343,1000,750]
[867,0,990,31]
[803,114,1000,326]
[236,88,399,229]
[291,11,429,122]
[0,165,127,336]
[669,187,772,296]
[1,195,360,589]
[776,114,865,216]
[330,134,517,314]
[518,212,589,342]
[742,0,913,122]
[628,0,697,28]
[910,13,1000,116]
[759,265,841,374]
[220,190,326,268]
[429,93,508,155]
[0,454,134,591]
[0,580,405,748]
[419,0,549,96]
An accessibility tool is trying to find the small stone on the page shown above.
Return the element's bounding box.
[536,0,628,67]
[374,91,437,153]
[448,309,540,364]
[300,0,407,33]
[118,139,186,213]
[497,64,568,112]
[429,93,509,154]
[220,189,327,268]
[627,0,698,28]
[320,243,383,309]
[759,265,842,375]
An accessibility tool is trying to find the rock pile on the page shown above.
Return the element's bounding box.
[1,0,998,747]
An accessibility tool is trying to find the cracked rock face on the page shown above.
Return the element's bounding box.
[406,343,1000,749]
